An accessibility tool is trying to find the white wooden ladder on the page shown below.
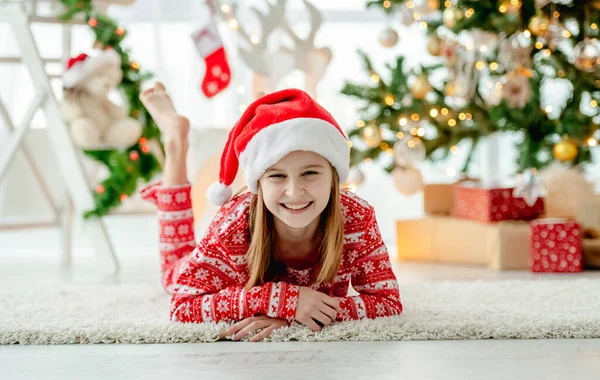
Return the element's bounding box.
[0,1,119,274]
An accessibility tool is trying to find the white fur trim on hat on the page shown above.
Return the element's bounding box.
[207,181,233,206]
[238,117,350,193]
[63,49,121,88]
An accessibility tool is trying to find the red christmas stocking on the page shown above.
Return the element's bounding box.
[191,20,231,98]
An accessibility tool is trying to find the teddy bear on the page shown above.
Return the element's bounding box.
[60,48,142,150]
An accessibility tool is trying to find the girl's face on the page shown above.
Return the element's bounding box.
[259,151,333,230]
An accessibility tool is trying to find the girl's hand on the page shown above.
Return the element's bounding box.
[224,316,289,342]
[295,286,340,331]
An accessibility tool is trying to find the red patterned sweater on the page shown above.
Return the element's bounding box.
[141,181,402,324]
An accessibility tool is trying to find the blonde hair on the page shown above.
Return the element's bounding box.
[235,169,345,290]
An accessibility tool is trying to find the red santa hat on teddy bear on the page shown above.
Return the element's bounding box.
[207,88,350,206]
[63,48,122,89]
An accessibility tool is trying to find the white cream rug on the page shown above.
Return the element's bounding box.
[2,278,599,344]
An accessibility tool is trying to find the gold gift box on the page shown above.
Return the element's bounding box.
[396,216,531,270]
[583,239,600,269]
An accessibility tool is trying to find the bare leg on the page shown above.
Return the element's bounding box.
[140,82,189,186]
[140,82,197,294]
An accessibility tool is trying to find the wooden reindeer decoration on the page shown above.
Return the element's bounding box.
[209,0,331,99]
[279,0,332,98]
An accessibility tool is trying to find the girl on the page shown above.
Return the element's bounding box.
[139,83,403,342]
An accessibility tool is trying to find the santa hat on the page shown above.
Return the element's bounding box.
[63,49,121,88]
[207,88,350,206]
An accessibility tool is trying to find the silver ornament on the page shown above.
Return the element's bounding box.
[378,27,399,48]
[347,167,365,186]
[393,166,424,195]
[393,135,426,166]
[573,38,600,73]
[400,8,414,26]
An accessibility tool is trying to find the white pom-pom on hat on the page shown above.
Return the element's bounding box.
[207,181,233,206]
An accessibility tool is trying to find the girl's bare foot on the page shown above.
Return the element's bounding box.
[140,82,189,144]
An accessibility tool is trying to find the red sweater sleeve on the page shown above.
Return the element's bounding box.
[336,209,403,321]
[142,182,299,324]
[140,181,197,294]
[168,200,300,324]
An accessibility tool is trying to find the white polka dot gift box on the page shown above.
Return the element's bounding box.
[530,219,582,273]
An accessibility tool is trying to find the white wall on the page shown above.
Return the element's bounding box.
[0,128,156,218]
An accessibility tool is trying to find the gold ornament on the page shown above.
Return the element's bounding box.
[592,0,600,10]
[443,6,463,29]
[411,75,432,100]
[444,79,457,97]
[427,34,442,56]
[362,123,382,148]
[528,13,550,36]
[500,0,521,15]
[428,0,440,11]
[573,38,600,73]
[378,27,399,48]
[553,138,579,162]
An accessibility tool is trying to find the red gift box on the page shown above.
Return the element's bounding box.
[453,182,544,222]
[530,219,582,273]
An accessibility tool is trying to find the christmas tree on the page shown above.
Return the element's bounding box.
[59,0,163,218]
[342,0,600,182]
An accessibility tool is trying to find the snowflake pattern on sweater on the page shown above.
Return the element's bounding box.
[140,181,403,324]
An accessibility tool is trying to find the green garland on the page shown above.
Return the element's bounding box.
[59,0,163,218]
[345,0,600,174]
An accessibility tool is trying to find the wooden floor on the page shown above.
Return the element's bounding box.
[1,217,600,380]
[2,339,599,380]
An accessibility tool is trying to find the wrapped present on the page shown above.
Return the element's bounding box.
[423,184,454,215]
[575,196,600,238]
[542,165,596,224]
[453,182,544,222]
[583,239,600,269]
[396,216,531,270]
[530,219,582,273]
